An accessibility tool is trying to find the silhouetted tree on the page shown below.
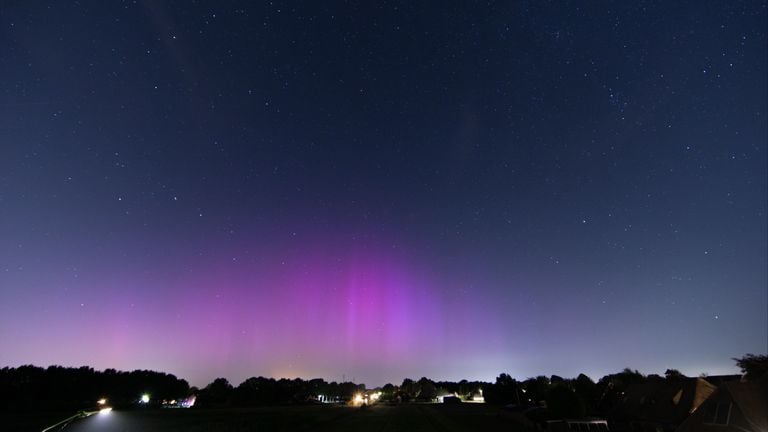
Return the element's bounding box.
[400,378,416,401]
[733,354,768,380]
[596,368,645,414]
[381,383,396,401]
[416,377,437,401]
[0,365,190,412]
[546,385,585,419]
[522,376,551,404]
[550,375,565,386]
[484,373,521,404]
[196,378,233,408]
[572,373,598,414]
[457,379,470,397]
[234,377,269,406]
[664,369,686,379]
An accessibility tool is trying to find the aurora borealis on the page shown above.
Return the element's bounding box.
[0,1,766,387]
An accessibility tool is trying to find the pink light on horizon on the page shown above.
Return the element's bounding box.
[0,233,507,387]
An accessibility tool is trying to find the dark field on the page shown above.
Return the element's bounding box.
[21,404,534,432]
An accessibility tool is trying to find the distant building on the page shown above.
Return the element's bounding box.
[442,395,462,404]
[675,377,768,432]
[470,389,485,402]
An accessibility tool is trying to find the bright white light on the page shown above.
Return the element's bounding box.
[99,407,113,415]
[97,398,107,405]
[353,393,364,405]
[140,394,150,403]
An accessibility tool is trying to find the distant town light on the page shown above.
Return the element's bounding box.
[97,398,107,405]
[99,407,113,415]
[183,395,196,408]
[140,394,150,403]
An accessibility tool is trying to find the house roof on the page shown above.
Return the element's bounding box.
[675,376,768,432]
[722,378,768,431]
[614,377,717,423]
[702,375,743,386]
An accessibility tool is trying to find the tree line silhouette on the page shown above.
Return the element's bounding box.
[0,365,189,412]
[2,354,764,419]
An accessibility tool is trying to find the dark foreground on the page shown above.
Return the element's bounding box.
[25,404,534,432]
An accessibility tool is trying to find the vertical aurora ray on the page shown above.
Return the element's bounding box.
[124,235,467,386]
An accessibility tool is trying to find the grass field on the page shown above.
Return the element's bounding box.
[21,403,536,432]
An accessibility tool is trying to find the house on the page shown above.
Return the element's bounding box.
[675,377,768,432]
[611,376,719,431]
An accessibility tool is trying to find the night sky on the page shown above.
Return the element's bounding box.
[1,1,766,388]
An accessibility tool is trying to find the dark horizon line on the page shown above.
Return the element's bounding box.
[2,361,745,390]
